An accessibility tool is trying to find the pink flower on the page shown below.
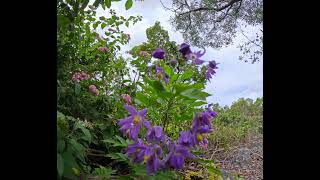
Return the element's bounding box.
[121,94,132,104]
[89,85,99,96]
[98,47,108,52]
[72,72,90,82]
[139,51,149,57]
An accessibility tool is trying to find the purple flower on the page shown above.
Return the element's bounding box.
[163,142,195,169]
[146,126,163,144]
[118,105,151,141]
[178,130,194,148]
[144,144,163,175]
[185,49,206,65]
[179,43,192,56]
[127,139,148,163]
[192,126,212,146]
[209,60,218,69]
[152,48,165,59]
[206,60,219,82]
[156,65,169,85]
[192,112,214,131]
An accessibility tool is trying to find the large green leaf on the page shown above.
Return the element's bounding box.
[180,88,211,101]
[57,153,64,176]
[105,0,111,8]
[135,92,150,106]
[57,140,65,152]
[125,0,133,10]
[180,70,193,80]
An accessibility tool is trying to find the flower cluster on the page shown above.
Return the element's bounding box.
[151,43,218,82]
[117,104,217,175]
[72,72,90,83]
[88,85,99,96]
[98,46,109,52]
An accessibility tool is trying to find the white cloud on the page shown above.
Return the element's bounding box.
[95,0,262,106]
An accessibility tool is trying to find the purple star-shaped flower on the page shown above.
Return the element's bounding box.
[146,126,163,144]
[192,126,212,146]
[206,60,219,82]
[185,49,206,65]
[118,105,151,141]
[163,141,195,170]
[152,48,165,59]
[178,130,195,148]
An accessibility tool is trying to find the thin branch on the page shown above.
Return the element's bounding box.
[178,0,241,16]
[239,28,262,48]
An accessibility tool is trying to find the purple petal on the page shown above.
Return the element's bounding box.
[152,48,165,59]
[153,126,163,139]
[143,120,152,130]
[163,77,169,85]
[124,105,137,115]
[179,43,192,56]
[194,59,205,65]
[118,116,132,126]
[138,108,148,117]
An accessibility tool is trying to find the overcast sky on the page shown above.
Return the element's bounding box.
[94,0,263,106]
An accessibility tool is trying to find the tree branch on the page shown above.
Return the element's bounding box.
[178,0,241,16]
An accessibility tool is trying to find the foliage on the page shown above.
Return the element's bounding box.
[209,98,263,149]
[163,0,263,63]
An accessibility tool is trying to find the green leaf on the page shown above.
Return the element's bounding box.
[180,88,211,100]
[105,0,111,8]
[135,92,150,106]
[106,153,128,162]
[93,23,98,29]
[69,139,85,153]
[57,153,64,176]
[81,0,90,10]
[162,63,174,77]
[132,164,147,176]
[93,167,114,177]
[93,0,101,7]
[207,165,223,177]
[57,140,65,152]
[101,23,107,29]
[181,70,193,80]
[196,158,214,164]
[125,0,133,10]
[125,21,129,27]
[75,83,81,95]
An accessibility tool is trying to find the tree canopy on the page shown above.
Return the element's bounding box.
[163,0,263,63]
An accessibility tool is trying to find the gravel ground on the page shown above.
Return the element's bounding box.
[205,133,263,180]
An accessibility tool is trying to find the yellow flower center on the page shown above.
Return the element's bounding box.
[133,115,141,124]
[196,133,203,141]
[157,72,163,79]
[143,155,150,162]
